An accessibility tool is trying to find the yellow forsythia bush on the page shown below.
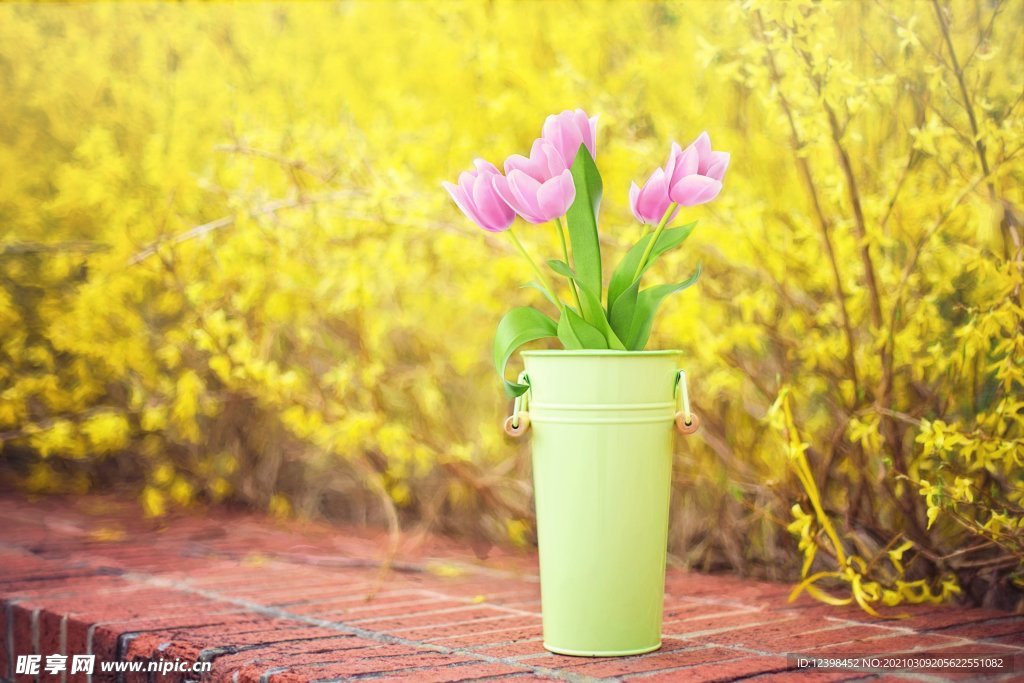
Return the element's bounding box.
[0,1,1021,610]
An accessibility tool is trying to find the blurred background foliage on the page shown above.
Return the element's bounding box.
[0,0,1021,610]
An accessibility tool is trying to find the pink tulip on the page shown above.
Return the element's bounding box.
[541,109,598,168]
[629,167,680,225]
[664,132,730,207]
[443,159,516,233]
[492,139,576,224]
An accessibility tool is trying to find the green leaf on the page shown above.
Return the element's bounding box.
[521,281,558,308]
[564,144,603,303]
[546,260,626,350]
[493,307,557,397]
[608,279,640,342]
[557,307,608,350]
[546,259,574,278]
[624,264,703,350]
[607,223,696,314]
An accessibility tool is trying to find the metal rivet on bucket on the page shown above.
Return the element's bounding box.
[674,370,700,435]
[504,371,531,437]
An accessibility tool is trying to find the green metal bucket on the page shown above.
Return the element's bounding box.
[521,350,680,657]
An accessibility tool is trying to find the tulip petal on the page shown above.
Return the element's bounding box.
[705,151,730,182]
[542,109,597,167]
[471,174,513,232]
[504,152,540,181]
[629,181,642,223]
[505,169,545,222]
[491,174,515,212]
[676,144,700,178]
[692,132,712,173]
[444,180,485,229]
[637,168,671,224]
[473,158,501,175]
[586,114,599,158]
[670,174,722,206]
[663,142,683,178]
[536,169,576,220]
[536,138,567,177]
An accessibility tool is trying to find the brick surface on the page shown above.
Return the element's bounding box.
[0,493,1019,683]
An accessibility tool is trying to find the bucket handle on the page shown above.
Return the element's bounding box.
[503,371,531,437]
[674,370,700,435]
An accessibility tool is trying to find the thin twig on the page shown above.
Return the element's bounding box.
[128,191,351,265]
[0,241,111,257]
[754,11,861,396]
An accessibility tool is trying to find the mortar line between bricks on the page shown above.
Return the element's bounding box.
[5,599,18,682]
[662,594,767,611]
[416,588,542,619]
[658,614,800,641]
[661,607,760,626]
[309,655,540,683]
[804,627,984,653]
[620,647,792,681]
[293,591,458,617]
[390,613,534,636]
[821,614,934,637]
[347,602,499,625]
[820,614,1024,655]
[117,571,602,683]
[550,641,785,680]
[31,605,40,678]
[241,652,514,682]
[276,589,434,611]
[59,614,68,683]
[256,582,384,601]
[321,656,546,682]
[421,621,544,645]
[923,614,1024,635]
[738,665,951,683]
[194,634,374,662]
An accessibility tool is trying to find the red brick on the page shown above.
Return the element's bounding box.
[11,602,39,683]
[397,615,540,641]
[0,601,10,680]
[671,614,802,646]
[329,598,469,621]
[891,605,1014,630]
[808,632,964,655]
[371,661,527,682]
[285,590,427,616]
[751,671,855,682]
[566,645,740,677]
[121,620,344,664]
[265,650,474,681]
[350,605,511,630]
[764,623,894,651]
[662,604,755,622]
[931,618,1024,641]
[636,654,791,681]
[37,612,66,683]
[990,634,1024,648]
[208,635,378,683]
[429,625,545,648]
[468,638,546,658]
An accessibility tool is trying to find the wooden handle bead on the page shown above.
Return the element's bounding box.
[675,411,700,435]
[503,412,530,437]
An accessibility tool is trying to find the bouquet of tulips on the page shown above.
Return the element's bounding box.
[444,109,729,397]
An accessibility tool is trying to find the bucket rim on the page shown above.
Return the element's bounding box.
[521,349,682,357]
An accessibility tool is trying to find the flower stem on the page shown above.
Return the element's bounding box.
[554,217,583,312]
[508,229,563,312]
[631,202,678,283]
